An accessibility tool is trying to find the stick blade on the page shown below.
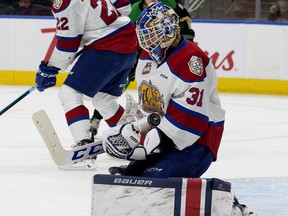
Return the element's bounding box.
[32,110,66,166]
[32,109,105,167]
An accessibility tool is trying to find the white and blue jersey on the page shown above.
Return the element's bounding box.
[136,37,225,160]
[48,0,138,97]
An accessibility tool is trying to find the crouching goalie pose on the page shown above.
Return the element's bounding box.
[102,4,260,214]
[102,2,225,179]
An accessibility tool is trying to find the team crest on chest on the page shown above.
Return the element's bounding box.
[188,56,204,76]
[142,62,152,75]
[53,0,62,10]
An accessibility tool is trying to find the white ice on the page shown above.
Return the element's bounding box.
[0,85,288,216]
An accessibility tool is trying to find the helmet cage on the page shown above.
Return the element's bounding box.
[136,3,180,53]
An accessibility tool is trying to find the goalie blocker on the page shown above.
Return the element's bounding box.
[92,174,236,216]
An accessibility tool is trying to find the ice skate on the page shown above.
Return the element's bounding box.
[108,165,128,175]
[232,196,259,216]
[60,139,98,170]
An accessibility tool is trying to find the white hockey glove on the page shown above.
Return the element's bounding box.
[126,128,162,161]
[121,123,140,148]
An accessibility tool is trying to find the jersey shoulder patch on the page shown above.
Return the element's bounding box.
[52,0,72,13]
[167,39,209,82]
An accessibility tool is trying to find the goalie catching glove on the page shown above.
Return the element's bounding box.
[102,123,166,160]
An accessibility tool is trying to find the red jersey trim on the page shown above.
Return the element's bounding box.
[85,22,138,54]
[167,38,209,83]
[167,102,209,135]
[56,34,83,52]
[196,123,224,160]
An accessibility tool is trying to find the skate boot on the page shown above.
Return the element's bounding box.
[61,139,98,170]
[108,165,128,175]
[71,138,93,148]
[74,139,97,160]
[232,196,259,216]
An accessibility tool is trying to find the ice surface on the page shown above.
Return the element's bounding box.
[0,86,288,216]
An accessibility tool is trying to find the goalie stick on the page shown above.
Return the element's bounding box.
[32,110,104,167]
[32,110,161,167]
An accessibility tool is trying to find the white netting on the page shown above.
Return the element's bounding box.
[104,133,133,159]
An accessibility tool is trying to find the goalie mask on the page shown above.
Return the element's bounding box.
[136,2,180,64]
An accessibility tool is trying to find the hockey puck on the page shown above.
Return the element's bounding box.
[147,113,161,127]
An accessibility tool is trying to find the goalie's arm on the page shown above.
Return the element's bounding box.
[103,113,176,161]
[102,113,162,160]
[126,127,175,161]
[132,113,161,132]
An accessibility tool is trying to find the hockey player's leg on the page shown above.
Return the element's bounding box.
[109,159,157,176]
[91,92,139,134]
[92,92,125,127]
[117,139,213,178]
[90,93,136,141]
[153,144,213,178]
[90,50,137,126]
[117,145,212,178]
[58,85,97,169]
[59,85,93,146]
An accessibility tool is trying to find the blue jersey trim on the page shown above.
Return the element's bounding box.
[165,113,203,136]
[170,99,209,122]
[167,37,207,83]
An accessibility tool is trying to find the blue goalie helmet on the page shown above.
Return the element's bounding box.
[136,2,180,63]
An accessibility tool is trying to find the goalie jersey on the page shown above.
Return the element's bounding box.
[49,0,137,70]
[136,37,225,160]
